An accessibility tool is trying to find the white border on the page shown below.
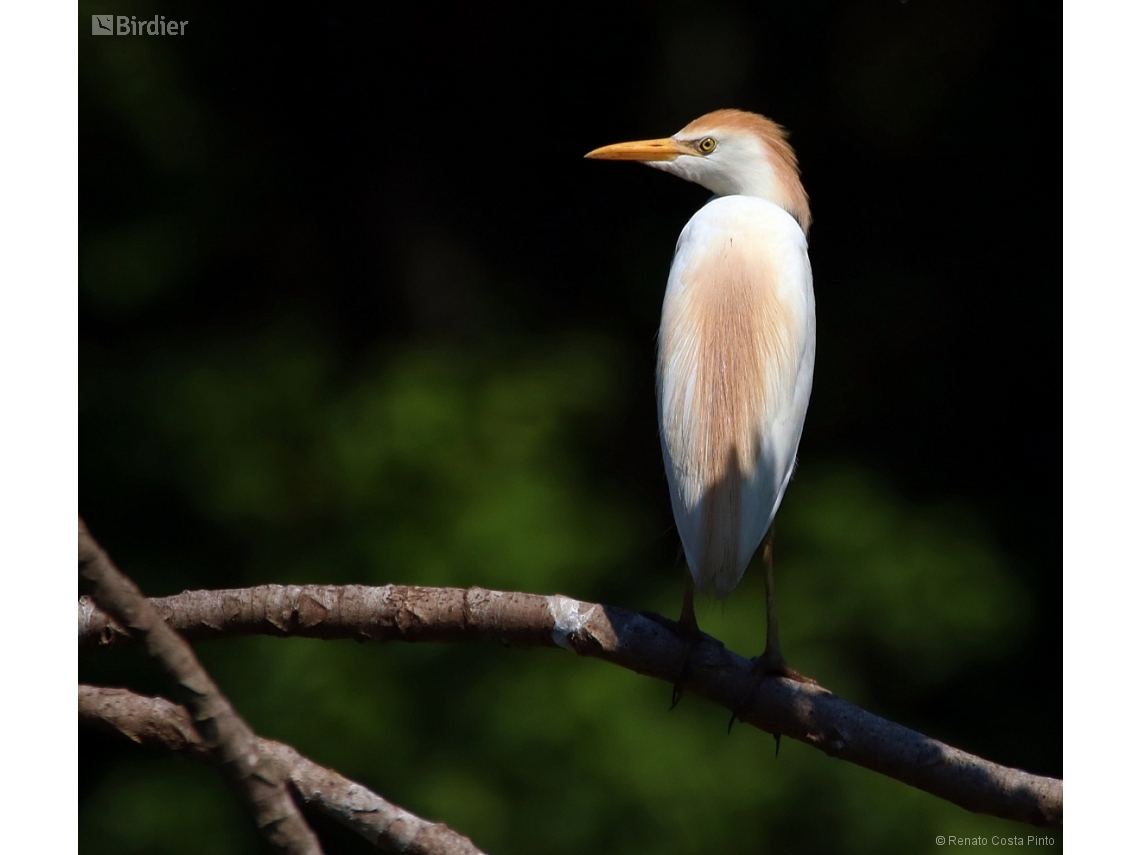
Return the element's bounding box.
[1064,1,1140,846]
[0,4,79,846]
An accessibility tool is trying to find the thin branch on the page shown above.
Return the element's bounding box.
[77,520,323,855]
[78,583,1063,829]
[79,686,487,855]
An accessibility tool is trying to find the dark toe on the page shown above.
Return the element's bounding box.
[728,652,821,733]
[749,651,818,686]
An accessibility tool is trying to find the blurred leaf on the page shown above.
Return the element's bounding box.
[777,465,1030,687]
[79,758,255,855]
[82,215,197,311]
[81,318,1052,853]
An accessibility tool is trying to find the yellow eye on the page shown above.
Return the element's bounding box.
[698,137,716,154]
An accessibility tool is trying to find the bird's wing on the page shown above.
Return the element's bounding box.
[657,196,814,598]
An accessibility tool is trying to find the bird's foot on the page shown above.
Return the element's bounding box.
[727,648,819,738]
[749,647,817,686]
[667,618,710,710]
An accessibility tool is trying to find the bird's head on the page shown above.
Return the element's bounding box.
[585,108,810,235]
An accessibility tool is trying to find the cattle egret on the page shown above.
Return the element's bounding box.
[586,109,814,690]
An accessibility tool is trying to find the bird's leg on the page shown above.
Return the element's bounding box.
[670,569,702,709]
[752,528,816,682]
[729,529,818,736]
[680,568,698,632]
[754,530,792,676]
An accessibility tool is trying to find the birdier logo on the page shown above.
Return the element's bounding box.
[91,15,188,36]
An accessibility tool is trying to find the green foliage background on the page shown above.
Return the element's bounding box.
[79,1,1059,852]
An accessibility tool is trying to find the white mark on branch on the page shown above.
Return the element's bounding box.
[547,595,596,651]
[79,596,98,639]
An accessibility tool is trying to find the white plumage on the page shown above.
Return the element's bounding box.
[659,195,814,597]
[587,108,815,650]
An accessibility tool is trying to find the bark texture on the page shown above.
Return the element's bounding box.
[79,686,486,855]
[79,583,1063,828]
[78,521,323,855]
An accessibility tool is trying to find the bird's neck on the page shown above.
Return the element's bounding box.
[653,148,812,235]
[729,164,811,237]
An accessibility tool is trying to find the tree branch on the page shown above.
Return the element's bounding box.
[79,686,487,855]
[79,583,1063,829]
[77,521,323,854]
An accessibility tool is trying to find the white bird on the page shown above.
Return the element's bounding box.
[586,109,814,683]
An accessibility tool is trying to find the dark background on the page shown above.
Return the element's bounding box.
[79,1,1059,852]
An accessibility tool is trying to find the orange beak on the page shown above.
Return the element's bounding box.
[584,137,688,162]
